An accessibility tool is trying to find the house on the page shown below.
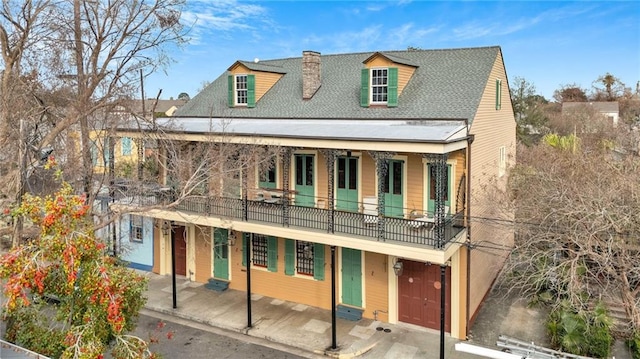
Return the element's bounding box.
[562,101,620,126]
[111,46,516,340]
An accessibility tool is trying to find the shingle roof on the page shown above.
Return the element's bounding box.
[175,46,501,121]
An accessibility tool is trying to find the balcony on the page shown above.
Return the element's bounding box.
[109,185,465,249]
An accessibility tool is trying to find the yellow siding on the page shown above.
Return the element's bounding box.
[194,227,212,283]
[316,152,328,205]
[229,236,334,309]
[230,64,284,103]
[152,224,160,274]
[361,155,377,197]
[467,50,516,319]
[406,154,424,213]
[363,252,389,321]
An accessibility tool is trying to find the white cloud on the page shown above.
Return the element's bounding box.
[181,0,271,45]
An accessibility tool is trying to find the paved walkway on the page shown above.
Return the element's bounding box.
[142,272,636,358]
[143,272,483,359]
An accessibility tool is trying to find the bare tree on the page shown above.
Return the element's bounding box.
[501,115,640,337]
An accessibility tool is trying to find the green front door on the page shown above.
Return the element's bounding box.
[336,156,358,211]
[384,160,404,217]
[341,248,362,307]
[213,228,229,280]
[295,154,315,207]
[427,164,452,214]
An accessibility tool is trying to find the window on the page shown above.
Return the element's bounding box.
[249,234,277,272]
[499,146,506,177]
[371,68,388,103]
[284,239,325,280]
[227,74,255,108]
[496,79,502,110]
[296,241,314,276]
[360,67,398,107]
[121,137,132,156]
[259,167,277,189]
[130,215,143,243]
[235,75,248,105]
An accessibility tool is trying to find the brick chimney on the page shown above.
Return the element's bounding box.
[302,51,321,99]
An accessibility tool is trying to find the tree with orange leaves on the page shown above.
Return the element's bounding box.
[0,180,156,358]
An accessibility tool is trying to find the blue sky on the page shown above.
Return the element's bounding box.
[146,0,640,102]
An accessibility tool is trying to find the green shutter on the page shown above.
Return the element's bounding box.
[360,68,369,107]
[228,75,234,107]
[247,74,256,108]
[242,232,248,267]
[387,67,398,107]
[495,79,502,110]
[313,243,325,281]
[267,236,277,272]
[284,239,295,276]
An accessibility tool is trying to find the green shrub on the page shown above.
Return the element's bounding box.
[546,300,613,358]
[627,331,640,359]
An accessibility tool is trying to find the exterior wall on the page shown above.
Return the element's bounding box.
[194,227,212,283]
[119,215,154,270]
[467,50,517,321]
[229,64,284,103]
[363,252,389,322]
[228,236,334,309]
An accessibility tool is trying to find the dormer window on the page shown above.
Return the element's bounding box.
[227,73,255,108]
[371,68,388,103]
[236,75,248,105]
[360,67,398,108]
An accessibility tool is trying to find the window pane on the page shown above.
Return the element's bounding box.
[393,161,402,195]
[305,156,313,186]
[296,241,314,276]
[348,158,357,190]
[296,156,303,185]
[252,235,268,267]
[337,158,346,189]
[236,75,248,104]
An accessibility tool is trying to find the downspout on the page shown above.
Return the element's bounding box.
[465,129,475,339]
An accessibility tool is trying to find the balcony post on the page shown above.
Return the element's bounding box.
[282,148,291,227]
[242,165,248,221]
[321,149,337,233]
[369,151,395,241]
[427,153,448,248]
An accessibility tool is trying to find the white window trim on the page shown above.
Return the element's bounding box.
[421,158,457,215]
[333,151,362,209]
[370,67,389,105]
[235,74,248,106]
[290,150,318,203]
[372,155,408,216]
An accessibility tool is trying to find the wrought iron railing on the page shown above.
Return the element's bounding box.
[113,186,465,249]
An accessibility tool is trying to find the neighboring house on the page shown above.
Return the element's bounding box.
[114,99,188,118]
[562,101,620,126]
[112,46,516,340]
